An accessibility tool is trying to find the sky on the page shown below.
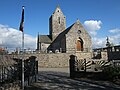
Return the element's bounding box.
[0,0,120,51]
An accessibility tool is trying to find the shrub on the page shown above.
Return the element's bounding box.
[102,65,120,80]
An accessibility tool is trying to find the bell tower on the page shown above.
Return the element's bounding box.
[49,5,66,41]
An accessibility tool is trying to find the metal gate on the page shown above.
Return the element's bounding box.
[0,55,38,89]
[69,55,110,78]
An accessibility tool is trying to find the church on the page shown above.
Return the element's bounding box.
[37,6,92,53]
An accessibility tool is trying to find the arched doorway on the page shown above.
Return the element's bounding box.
[76,38,83,51]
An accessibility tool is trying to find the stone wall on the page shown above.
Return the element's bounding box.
[101,51,108,60]
[37,53,70,68]
[66,20,92,53]
[37,52,92,67]
[75,52,92,60]
[93,45,120,61]
[49,6,66,41]
[12,52,92,68]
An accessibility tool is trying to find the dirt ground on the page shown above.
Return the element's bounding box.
[25,68,120,90]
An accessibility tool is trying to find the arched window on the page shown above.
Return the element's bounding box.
[76,38,83,51]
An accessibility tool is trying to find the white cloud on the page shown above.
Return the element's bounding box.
[92,37,106,48]
[83,20,104,48]
[89,31,97,36]
[109,28,120,33]
[107,28,120,46]
[0,24,36,51]
[92,34,120,49]
[84,20,102,36]
[109,34,120,45]
[83,20,120,48]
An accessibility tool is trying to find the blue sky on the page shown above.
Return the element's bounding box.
[0,0,120,50]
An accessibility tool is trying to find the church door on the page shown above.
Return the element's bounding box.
[77,40,83,51]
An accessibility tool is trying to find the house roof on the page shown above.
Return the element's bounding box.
[39,35,52,44]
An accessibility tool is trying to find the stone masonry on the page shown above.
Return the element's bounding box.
[37,6,92,53]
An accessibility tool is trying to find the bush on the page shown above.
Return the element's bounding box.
[102,65,120,80]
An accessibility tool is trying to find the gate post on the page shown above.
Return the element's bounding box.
[69,55,76,78]
[35,61,38,82]
[84,59,86,72]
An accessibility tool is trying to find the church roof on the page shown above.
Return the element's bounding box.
[50,24,74,43]
[51,19,90,43]
[66,20,91,37]
[60,19,81,35]
[40,35,52,44]
[65,23,74,33]
[52,5,64,15]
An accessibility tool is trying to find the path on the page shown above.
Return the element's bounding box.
[25,68,120,90]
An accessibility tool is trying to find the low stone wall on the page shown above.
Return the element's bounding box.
[11,53,71,68]
[75,52,92,60]
[11,52,92,68]
[101,51,108,60]
[37,53,71,68]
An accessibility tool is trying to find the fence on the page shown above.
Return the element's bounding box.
[0,55,38,89]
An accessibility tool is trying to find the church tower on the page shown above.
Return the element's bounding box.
[49,6,66,41]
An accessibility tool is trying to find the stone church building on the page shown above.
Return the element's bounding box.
[37,6,92,53]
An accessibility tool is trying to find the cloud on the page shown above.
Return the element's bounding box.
[83,20,104,48]
[84,20,102,36]
[83,20,119,48]
[92,37,106,48]
[109,28,120,33]
[108,28,120,46]
[109,34,120,45]
[0,24,36,51]
[92,33,120,49]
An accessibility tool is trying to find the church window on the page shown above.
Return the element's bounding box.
[76,38,83,51]
[77,30,81,34]
[58,10,59,12]
[58,17,60,24]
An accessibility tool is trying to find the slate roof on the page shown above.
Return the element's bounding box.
[49,20,87,43]
[39,21,76,44]
[49,24,75,44]
[64,23,74,34]
[39,35,52,44]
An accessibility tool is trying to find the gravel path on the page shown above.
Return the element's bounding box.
[25,68,120,90]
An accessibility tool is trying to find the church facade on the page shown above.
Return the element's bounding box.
[37,6,92,53]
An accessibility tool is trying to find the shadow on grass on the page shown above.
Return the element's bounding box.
[25,71,120,90]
